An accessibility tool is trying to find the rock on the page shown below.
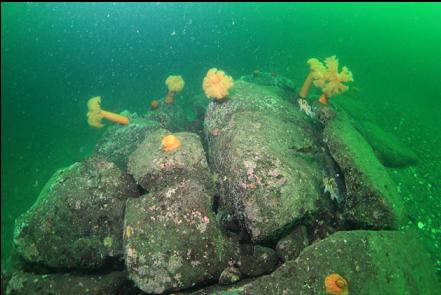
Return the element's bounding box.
[240,71,296,101]
[219,266,242,285]
[128,129,212,192]
[1,271,11,295]
[124,179,239,294]
[190,94,210,122]
[186,94,211,140]
[172,278,255,295]
[4,271,131,295]
[236,230,440,295]
[94,116,161,170]
[356,120,419,168]
[13,156,139,269]
[275,225,309,262]
[205,81,306,132]
[145,102,188,132]
[239,245,279,277]
[321,111,406,229]
[205,81,326,243]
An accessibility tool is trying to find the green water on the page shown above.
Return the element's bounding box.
[1,1,440,281]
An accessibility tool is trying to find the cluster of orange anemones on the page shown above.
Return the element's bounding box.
[161,134,181,152]
[202,68,234,101]
[324,273,349,295]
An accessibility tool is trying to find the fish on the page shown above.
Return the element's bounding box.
[323,176,342,203]
[297,98,315,118]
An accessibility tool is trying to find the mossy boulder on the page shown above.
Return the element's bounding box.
[321,111,406,229]
[124,179,239,294]
[128,129,212,192]
[4,271,130,295]
[205,81,305,132]
[13,156,139,269]
[94,116,161,170]
[240,71,296,101]
[205,81,326,243]
[235,230,440,295]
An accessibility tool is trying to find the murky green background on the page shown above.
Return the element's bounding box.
[2,2,440,271]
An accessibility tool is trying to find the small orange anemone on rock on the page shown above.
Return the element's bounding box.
[165,75,185,105]
[161,135,181,152]
[150,100,159,110]
[324,273,349,295]
[202,68,234,101]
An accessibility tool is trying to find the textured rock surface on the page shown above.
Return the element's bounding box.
[190,93,211,122]
[124,179,239,294]
[240,71,296,100]
[13,156,139,269]
[225,230,440,295]
[275,225,309,262]
[176,227,439,294]
[126,129,240,294]
[205,81,326,243]
[94,116,161,170]
[144,102,189,132]
[4,271,131,295]
[239,245,279,277]
[128,129,212,192]
[322,111,406,229]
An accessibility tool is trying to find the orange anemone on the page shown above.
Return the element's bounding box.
[150,100,159,110]
[324,273,349,295]
[87,96,129,128]
[299,56,353,105]
[202,68,234,101]
[164,75,185,105]
[162,135,181,152]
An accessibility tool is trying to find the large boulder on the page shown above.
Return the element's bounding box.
[13,156,139,269]
[124,179,239,294]
[321,110,406,229]
[128,129,212,192]
[205,81,326,243]
[126,129,240,293]
[234,230,440,294]
[4,271,131,295]
[94,116,161,170]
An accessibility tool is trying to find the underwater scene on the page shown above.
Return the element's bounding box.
[1,2,440,294]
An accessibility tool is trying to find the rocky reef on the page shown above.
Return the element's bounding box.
[3,75,439,294]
